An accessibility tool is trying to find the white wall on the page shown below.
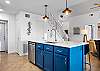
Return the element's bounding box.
[62,21,69,30]
[8,15,16,53]
[15,11,49,55]
[27,13,48,41]
[16,11,48,41]
[0,13,16,53]
[69,11,99,42]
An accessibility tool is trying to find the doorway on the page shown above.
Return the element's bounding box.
[85,25,94,41]
[0,20,8,52]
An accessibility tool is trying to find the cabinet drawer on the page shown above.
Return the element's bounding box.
[36,43,43,50]
[44,44,53,52]
[54,46,69,56]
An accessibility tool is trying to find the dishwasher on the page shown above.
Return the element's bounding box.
[28,41,36,64]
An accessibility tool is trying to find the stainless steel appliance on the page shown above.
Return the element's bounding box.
[28,41,35,64]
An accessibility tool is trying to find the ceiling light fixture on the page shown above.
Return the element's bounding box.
[43,5,49,21]
[5,0,11,4]
[62,0,72,15]
[0,9,4,11]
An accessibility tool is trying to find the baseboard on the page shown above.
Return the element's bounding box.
[16,53,28,56]
[22,53,28,56]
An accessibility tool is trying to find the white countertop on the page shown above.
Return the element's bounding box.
[93,39,100,40]
[32,40,88,48]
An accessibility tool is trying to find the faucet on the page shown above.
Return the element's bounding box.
[51,28,57,41]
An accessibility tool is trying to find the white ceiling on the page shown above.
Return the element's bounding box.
[70,0,100,16]
[0,0,89,15]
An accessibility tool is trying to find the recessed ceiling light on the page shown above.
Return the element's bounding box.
[5,0,11,4]
[0,9,4,11]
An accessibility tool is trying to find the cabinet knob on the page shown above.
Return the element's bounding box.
[38,46,40,47]
[65,61,66,64]
[57,50,62,53]
[65,58,67,60]
[41,52,42,55]
[46,48,50,50]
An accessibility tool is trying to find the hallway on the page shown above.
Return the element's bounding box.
[0,52,100,71]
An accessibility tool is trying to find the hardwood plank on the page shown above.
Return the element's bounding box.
[0,52,42,71]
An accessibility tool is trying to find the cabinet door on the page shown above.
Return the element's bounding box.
[70,45,83,71]
[54,54,68,71]
[36,49,43,68]
[44,51,53,71]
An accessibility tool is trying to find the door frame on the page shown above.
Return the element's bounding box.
[0,19,8,52]
[85,25,95,41]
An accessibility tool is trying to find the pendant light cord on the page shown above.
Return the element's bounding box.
[45,5,48,16]
[66,0,67,8]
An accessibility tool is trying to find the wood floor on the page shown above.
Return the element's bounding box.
[0,52,100,71]
[0,52,42,71]
[85,54,100,71]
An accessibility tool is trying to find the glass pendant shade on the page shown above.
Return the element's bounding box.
[43,15,49,21]
[62,8,72,15]
[63,0,72,15]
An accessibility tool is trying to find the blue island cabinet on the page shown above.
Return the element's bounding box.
[36,43,53,71]
[54,46,69,71]
[44,44,53,71]
[54,54,68,71]
[70,45,83,71]
[44,51,53,71]
[36,43,44,68]
[54,45,84,71]
[35,42,85,71]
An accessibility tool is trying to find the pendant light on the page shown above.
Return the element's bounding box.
[43,5,49,21]
[62,0,72,15]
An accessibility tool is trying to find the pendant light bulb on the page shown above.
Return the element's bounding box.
[44,18,47,21]
[65,11,69,15]
[43,15,49,21]
[63,8,72,15]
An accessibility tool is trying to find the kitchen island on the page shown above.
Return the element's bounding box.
[29,41,88,71]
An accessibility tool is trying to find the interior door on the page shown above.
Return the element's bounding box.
[85,25,94,41]
[85,25,91,41]
[0,23,5,51]
[5,21,8,52]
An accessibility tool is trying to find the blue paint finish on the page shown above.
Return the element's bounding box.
[70,45,83,71]
[54,46,69,56]
[35,43,85,71]
[82,45,85,71]
[44,51,53,71]
[36,49,43,68]
[36,43,43,50]
[44,44,53,52]
[83,44,89,70]
[36,43,44,68]
[54,54,68,71]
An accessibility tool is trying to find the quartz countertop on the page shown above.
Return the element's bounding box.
[93,39,100,40]
[31,40,88,48]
